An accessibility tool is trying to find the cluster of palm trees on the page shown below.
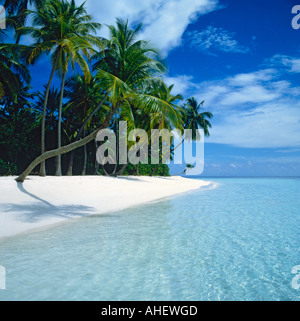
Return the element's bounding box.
[0,0,213,182]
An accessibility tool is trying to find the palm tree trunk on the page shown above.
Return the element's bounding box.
[81,127,87,175]
[67,92,109,176]
[39,54,59,176]
[150,163,159,177]
[16,105,117,183]
[150,138,185,176]
[171,170,186,176]
[55,71,66,176]
[111,114,119,176]
[94,138,99,174]
[114,164,128,176]
[66,145,75,176]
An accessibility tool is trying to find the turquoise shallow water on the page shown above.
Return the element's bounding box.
[0,178,300,301]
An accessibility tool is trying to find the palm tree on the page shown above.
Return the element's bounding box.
[34,86,60,154]
[52,0,102,176]
[65,74,107,175]
[0,82,37,171]
[34,86,60,124]
[15,19,178,182]
[184,97,213,138]
[4,0,44,43]
[150,97,213,176]
[105,79,183,176]
[19,0,102,176]
[172,163,195,176]
[92,18,168,176]
[144,81,183,176]
[0,44,30,102]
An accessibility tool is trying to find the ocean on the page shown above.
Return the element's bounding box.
[0,178,299,301]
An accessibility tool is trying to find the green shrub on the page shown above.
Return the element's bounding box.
[0,159,17,176]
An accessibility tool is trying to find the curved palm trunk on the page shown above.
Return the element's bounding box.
[113,164,127,176]
[40,54,59,176]
[67,92,109,176]
[16,105,117,183]
[55,71,66,176]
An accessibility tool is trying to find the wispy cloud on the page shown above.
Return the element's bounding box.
[267,54,300,73]
[186,26,250,55]
[164,65,300,149]
[209,102,300,148]
[276,148,300,153]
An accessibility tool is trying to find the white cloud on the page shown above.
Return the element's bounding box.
[186,26,249,55]
[192,68,289,111]
[207,69,300,147]
[163,75,198,95]
[76,0,219,55]
[209,102,300,148]
[268,54,300,73]
[221,85,280,106]
[228,69,277,86]
[164,66,300,149]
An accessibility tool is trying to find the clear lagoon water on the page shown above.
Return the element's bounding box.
[0,178,300,301]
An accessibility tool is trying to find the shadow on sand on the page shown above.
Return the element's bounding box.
[0,182,96,223]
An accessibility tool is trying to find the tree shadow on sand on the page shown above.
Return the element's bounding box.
[0,183,96,223]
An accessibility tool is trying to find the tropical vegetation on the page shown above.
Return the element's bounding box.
[0,0,213,182]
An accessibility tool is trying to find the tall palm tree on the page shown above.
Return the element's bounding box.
[92,18,168,176]
[19,0,102,176]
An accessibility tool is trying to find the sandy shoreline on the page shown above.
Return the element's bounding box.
[0,175,212,239]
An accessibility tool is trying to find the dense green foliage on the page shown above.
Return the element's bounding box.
[0,0,213,177]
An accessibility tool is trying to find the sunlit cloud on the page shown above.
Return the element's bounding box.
[76,0,220,55]
[163,64,300,149]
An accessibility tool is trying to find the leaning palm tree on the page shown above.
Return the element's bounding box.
[19,0,102,176]
[15,19,179,182]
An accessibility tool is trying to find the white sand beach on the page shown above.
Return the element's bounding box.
[0,176,211,239]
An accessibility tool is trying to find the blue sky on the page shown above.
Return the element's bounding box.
[8,0,300,176]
